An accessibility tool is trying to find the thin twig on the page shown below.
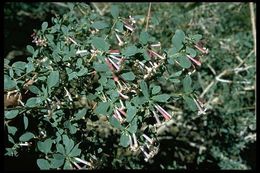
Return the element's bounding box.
[101,4,109,14]
[249,3,256,56]
[92,3,103,15]
[52,2,69,8]
[200,81,215,98]
[236,49,254,69]
[145,3,152,31]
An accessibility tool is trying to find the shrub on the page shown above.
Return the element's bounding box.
[4,2,255,170]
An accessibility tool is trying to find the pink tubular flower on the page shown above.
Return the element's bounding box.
[118,107,127,117]
[109,55,121,62]
[72,161,82,169]
[140,146,150,162]
[154,104,171,121]
[123,21,134,32]
[107,57,120,71]
[105,58,115,71]
[132,133,138,148]
[142,134,153,144]
[115,33,124,46]
[118,90,129,100]
[150,42,161,48]
[194,44,209,54]
[114,109,124,123]
[152,111,162,125]
[148,50,165,60]
[74,157,92,167]
[109,49,120,54]
[187,55,201,66]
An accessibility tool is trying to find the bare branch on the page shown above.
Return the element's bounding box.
[249,3,256,56]
[145,3,152,31]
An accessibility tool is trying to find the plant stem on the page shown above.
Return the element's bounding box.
[145,3,152,31]
[249,3,256,56]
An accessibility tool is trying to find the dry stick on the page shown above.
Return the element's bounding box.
[52,2,69,8]
[249,3,256,56]
[200,47,255,98]
[200,81,215,98]
[145,3,152,31]
[92,3,103,15]
[101,4,109,14]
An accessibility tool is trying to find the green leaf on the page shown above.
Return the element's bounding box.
[192,34,202,43]
[109,115,121,128]
[140,80,149,99]
[177,56,191,69]
[127,117,138,133]
[61,25,68,35]
[169,78,180,83]
[37,159,50,170]
[186,47,197,57]
[37,138,53,154]
[69,124,77,134]
[9,68,14,78]
[152,85,161,95]
[122,45,138,57]
[50,157,65,169]
[7,126,17,135]
[62,135,74,154]
[152,94,171,102]
[23,115,28,130]
[77,68,88,77]
[47,71,59,90]
[131,96,148,107]
[56,144,65,155]
[126,104,137,122]
[19,132,34,142]
[4,75,16,90]
[41,22,48,31]
[68,72,77,81]
[69,143,81,157]
[111,5,119,18]
[119,133,130,147]
[183,96,197,111]
[5,110,19,119]
[91,21,109,29]
[94,102,110,116]
[25,97,43,107]
[28,85,41,95]
[53,153,65,160]
[26,62,35,73]
[98,75,108,85]
[170,70,182,78]
[63,159,72,169]
[172,29,185,46]
[183,75,192,93]
[140,31,149,45]
[26,45,34,54]
[91,37,110,51]
[12,61,26,70]
[121,72,136,81]
[74,108,87,120]
[93,63,109,72]
[65,140,74,155]
[8,135,15,144]
[115,21,124,32]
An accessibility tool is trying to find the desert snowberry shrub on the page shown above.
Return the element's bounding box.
[4,3,210,170]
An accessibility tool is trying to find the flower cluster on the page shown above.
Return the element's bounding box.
[31,32,47,47]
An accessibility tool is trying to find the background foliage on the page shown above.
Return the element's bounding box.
[4,2,256,170]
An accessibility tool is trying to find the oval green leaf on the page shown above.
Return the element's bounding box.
[19,132,34,142]
[5,110,19,119]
